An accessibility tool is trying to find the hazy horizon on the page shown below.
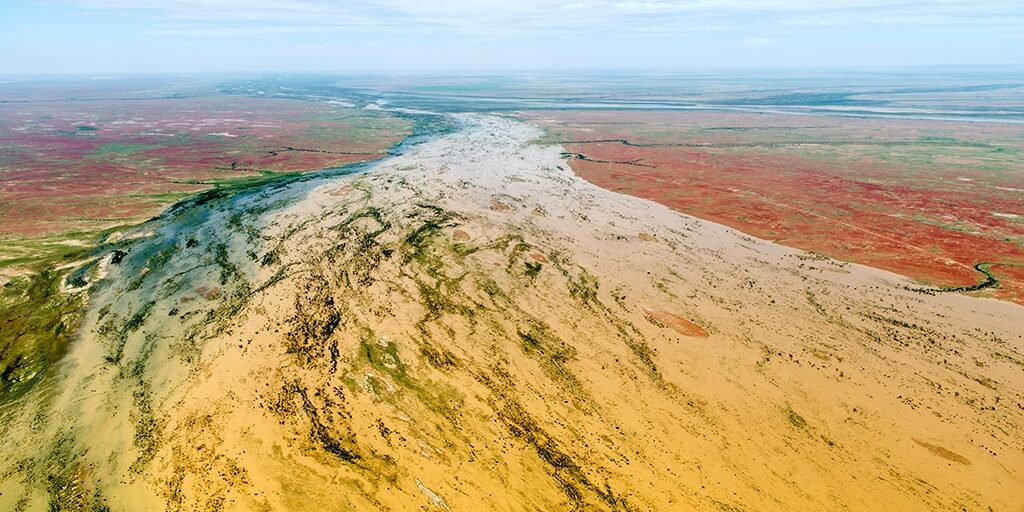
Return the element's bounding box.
[2,1,1023,75]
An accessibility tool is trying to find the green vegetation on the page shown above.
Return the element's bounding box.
[402,208,457,275]
[37,436,109,511]
[0,232,117,371]
[516,322,585,398]
[358,329,408,382]
[0,270,84,401]
[805,290,828,316]
[91,141,157,156]
[523,261,542,279]
[417,280,474,325]
[565,267,599,305]
[284,273,341,368]
[485,389,634,511]
[0,229,110,270]
[268,379,362,464]
[97,300,155,364]
[785,406,809,430]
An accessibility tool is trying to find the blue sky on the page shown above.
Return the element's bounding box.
[1,1,1022,74]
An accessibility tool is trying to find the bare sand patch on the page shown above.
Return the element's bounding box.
[643,308,709,338]
[913,439,971,465]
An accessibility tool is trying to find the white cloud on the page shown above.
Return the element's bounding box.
[46,0,1024,37]
[742,37,773,47]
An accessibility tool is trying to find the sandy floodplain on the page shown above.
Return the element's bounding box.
[0,114,1021,511]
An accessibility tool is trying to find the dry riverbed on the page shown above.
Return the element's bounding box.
[0,114,1021,511]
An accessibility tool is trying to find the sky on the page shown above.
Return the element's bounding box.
[0,0,1022,74]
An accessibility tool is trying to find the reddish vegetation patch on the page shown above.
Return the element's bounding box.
[329,184,356,197]
[452,229,471,242]
[0,96,409,239]
[913,438,971,465]
[644,308,709,338]
[527,111,1024,304]
[490,199,511,211]
[988,264,1024,304]
[195,286,222,301]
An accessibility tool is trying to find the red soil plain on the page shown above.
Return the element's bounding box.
[0,96,410,240]
[526,111,1024,304]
